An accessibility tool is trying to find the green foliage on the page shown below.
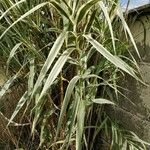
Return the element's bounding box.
[0,0,148,149]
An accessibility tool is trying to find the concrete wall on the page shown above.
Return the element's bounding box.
[131,15,150,61]
[128,14,150,140]
[130,14,150,112]
[106,14,150,143]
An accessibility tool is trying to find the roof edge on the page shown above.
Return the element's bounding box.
[127,3,150,14]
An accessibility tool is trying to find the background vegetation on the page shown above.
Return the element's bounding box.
[0,0,149,149]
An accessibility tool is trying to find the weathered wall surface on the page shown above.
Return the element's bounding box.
[128,14,150,140]
[105,14,150,143]
[131,15,150,61]
[130,15,150,110]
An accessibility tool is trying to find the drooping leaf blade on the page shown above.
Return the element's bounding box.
[0,2,49,39]
[76,0,99,24]
[84,9,97,33]
[56,76,80,138]
[37,49,73,105]
[84,34,137,79]
[117,7,140,58]
[7,42,22,67]
[50,1,73,24]
[31,31,66,97]
[0,75,17,99]
[32,49,74,132]
[0,0,26,20]
[99,1,116,54]
[7,91,28,126]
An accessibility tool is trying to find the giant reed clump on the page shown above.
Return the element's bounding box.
[0,0,149,149]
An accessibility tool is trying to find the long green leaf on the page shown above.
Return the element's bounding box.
[0,0,26,20]
[39,109,55,147]
[7,42,22,66]
[31,31,66,97]
[0,75,17,99]
[76,0,99,24]
[90,117,108,150]
[72,0,80,15]
[32,92,41,134]
[64,88,81,150]
[50,1,73,24]
[130,132,150,146]
[7,91,28,126]
[56,76,80,138]
[37,49,73,104]
[0,2,49,39]
[76,100,85,150]
[99,1,116,54]
[117,7,140,58]
[84,9,97,33]
[84,34,137,78]
[32,49,73,132]
[0,111,29,127]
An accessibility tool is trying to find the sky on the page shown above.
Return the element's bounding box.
[121,0,150,9]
